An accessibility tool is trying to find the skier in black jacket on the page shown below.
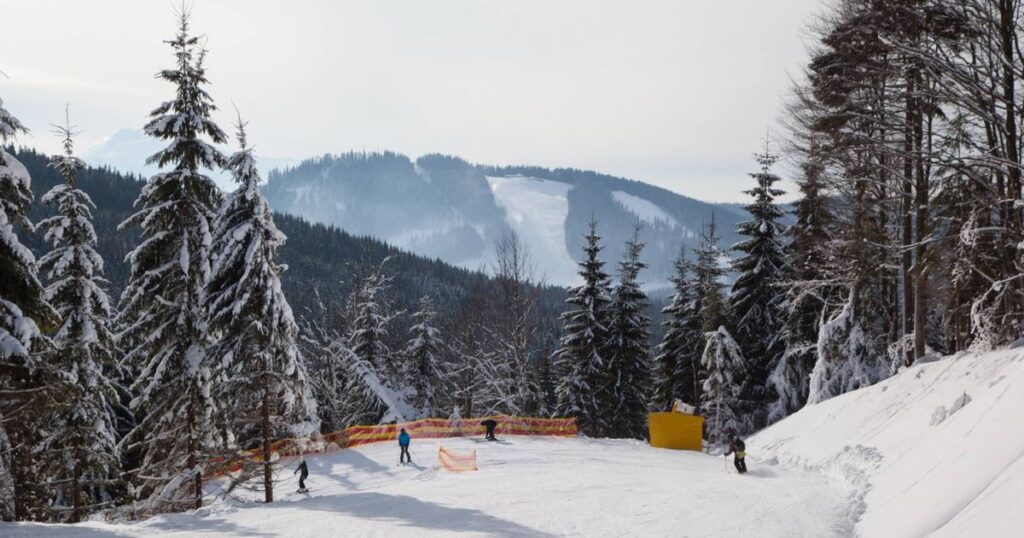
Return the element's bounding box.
[480,419,498,441]
[294,459,309,492]
[725,437,747,474]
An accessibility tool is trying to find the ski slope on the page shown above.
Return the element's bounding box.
[6,436,849,537]
[486,176,580,286]
[750,347,1024,537]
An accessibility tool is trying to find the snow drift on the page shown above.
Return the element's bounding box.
[750,347,1024,537]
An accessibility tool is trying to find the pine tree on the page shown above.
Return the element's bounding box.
[652,249,702,411]
[0,98,57,521]
[35,116,120,522]
[338,266,408,425]
[205,118,318,503]
[533,350,557,417]
[117,12,228,512]
[700,326,746,446]
[771,150,833,421]
[555,219,613,436]
[403,295,444,418]
[694,216,729,335]
[729,145,786,428]
[604,228,651,439]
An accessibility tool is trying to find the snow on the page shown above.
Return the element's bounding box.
[750,347,1024,537]
[486,176,580,286]
[611,190,679,228]
[5,436,849,537]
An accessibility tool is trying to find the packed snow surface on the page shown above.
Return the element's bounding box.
[611,190,679,228]
[751,347,1024,537]
[487,176,580,286]
[5,436,848,537]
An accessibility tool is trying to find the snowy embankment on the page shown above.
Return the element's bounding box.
[750,347,1024,537]
[5,437,849,537]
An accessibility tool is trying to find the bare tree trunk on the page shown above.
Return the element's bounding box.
[261,374,273,503]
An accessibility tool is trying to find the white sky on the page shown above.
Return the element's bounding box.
[3,0,821,202]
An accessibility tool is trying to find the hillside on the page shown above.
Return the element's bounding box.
[13,147,568,347]
[750,347,1024,536]
[263,152,747,287]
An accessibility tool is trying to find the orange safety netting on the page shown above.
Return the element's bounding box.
[438,446,477,472]
[211,415,576,476]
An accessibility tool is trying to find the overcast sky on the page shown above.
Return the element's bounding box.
[4,0,821,202]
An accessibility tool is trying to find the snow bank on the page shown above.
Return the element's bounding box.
[750,347,1024,537]
[487,176,580,286]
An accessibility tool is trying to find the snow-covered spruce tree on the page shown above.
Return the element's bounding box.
[0,98,58,521]
[35,118,120,522]
[771,149,833,421]
[533,351,557,417]
[205,119,318,503]
[694,216,730,336]
[117,12,228,512]
[555,219,613,436]
[700,326,746,447]
[652,248,702,412]
[403,295,444,418]
[729,145,786,428]
[604,228,651,439]
[337,265,410,425]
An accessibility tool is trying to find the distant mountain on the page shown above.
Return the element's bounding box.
[13,147,569,349]
[263,153,748,288]
[83,129,296,190]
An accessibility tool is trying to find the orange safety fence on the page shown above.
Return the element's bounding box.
[210,415,576,476]
[438,446,477,472]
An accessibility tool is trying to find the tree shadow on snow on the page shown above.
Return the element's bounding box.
[305,449,394,491]
[0,523,134,537]
[280,492,553,536]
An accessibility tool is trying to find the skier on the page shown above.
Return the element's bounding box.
[724,436,747,474]
[294,459,309,492]
[480,419,498,441]
[398,428,412,464]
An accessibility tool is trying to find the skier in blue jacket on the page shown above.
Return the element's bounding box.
[398,428,411,464]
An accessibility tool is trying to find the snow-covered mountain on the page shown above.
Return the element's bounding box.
[83,129,296,190]
[262,152,746,288]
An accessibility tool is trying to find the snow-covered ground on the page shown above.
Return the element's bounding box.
[8,348,1022,537]
[487,176,580,286]
[5,436,849,537]
[751,347,1024,537]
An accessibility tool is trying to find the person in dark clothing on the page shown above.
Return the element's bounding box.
[294,459,309,491]
[725,437,747,474]
[480,419,498,441]
[398,428,411,464]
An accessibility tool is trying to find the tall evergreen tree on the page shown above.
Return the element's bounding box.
[403,295,444,418]
[117,12,228,512]
[36,117,120,522]
[205,119,318,503]
[652,248,702,411]
[604,228,651,439]
[0,98,57,521]
[694,216,730,335]
[772,150,833,421]
[729,145,786,428]
[555,219,613,436]
[700,326,746,446]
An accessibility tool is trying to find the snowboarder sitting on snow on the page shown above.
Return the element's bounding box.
[480,419,498,441]
[725,437,747,474]
[294,459,309,492]
[398,428,412,464]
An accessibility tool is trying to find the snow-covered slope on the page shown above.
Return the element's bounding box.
[6,437,849,537]
[612,190,680,229]
[487,176,580,285]
[750,347,1024,537]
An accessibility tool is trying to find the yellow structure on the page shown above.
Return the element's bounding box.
[648,412,704,451]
